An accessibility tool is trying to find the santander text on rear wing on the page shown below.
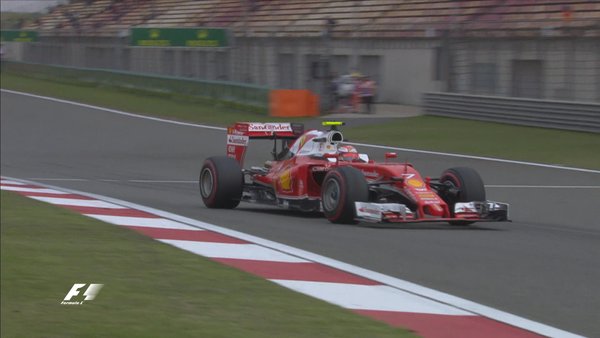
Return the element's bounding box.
[226,122,304,165]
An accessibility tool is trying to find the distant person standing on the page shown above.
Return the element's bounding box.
[329,72,340,112]
[0,44,5,68]
[359,76,377,114]
[337,75,355,113]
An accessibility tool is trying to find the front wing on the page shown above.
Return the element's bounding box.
[355,201,510,224]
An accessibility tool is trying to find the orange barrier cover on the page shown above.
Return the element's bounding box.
[269,89,319,117]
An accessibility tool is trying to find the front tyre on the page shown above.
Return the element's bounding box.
[440,167,486,225]
[200,156,243,209]
[321,166,369,224]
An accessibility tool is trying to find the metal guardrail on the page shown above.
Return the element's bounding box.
[2,61,270,114]
[423,92,600,133]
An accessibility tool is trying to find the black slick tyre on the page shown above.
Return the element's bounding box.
[199,156,243,209]
[440,167,486,225]
[321,166,369,224]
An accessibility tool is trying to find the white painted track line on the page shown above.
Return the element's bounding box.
[161,240,308,263]
[1,176,583,338]
[27,196,128,208]
[0,179,26,185]
[86,215,201,230]
[1,89,226,131]
[0,186,70,194]
[486,185,600,189]
[3,88,599,174]
[271,280,472,315]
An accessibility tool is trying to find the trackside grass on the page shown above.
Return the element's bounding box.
[1,69,599,170]
[0,72,290,125]
[0,191,416,338]
[344,116,600,170]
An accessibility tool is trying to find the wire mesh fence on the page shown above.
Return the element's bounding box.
[6,19,600,105]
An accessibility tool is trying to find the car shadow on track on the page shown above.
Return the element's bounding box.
[359,223,503,231]
[237,207,323,219]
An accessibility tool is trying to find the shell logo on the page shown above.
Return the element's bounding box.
[197,30,209,39]
[407,179,425,188]
[279,169,292,191]
[149,29,160,39]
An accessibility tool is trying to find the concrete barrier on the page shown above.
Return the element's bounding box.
[424,92,600,133]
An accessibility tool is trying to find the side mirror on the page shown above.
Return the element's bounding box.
[384,152,397,163]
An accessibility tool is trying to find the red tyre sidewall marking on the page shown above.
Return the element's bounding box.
[203,160,218,206]
[443,172,462,189]
[331,171,347,221]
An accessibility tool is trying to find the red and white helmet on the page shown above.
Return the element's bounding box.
[338,145,359,161]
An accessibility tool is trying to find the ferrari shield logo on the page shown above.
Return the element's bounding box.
[279,169,292,191]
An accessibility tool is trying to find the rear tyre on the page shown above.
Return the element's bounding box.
[440,167,486,225]
[200,156,243,209]
[321,166,369,224]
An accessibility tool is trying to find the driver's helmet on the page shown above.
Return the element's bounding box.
[338,145,359,161]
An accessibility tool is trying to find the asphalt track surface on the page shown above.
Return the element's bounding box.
[2,91,599,337]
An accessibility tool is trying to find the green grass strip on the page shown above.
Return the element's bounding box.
[1,72,302,126]
[2,68,598,169]
[344,116,600,170]
[1,191,416,338]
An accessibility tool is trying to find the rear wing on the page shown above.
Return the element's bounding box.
[226,122,304,165]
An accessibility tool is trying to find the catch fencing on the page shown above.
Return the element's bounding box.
[3,19,599,129]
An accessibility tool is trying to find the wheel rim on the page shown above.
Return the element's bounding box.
[200,168,214,199]
[323,179,341,212]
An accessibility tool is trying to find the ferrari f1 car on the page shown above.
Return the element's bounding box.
[199,121,509,225]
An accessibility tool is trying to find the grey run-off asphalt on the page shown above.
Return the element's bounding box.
[1,91,599,337]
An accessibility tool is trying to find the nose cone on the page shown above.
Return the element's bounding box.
[425,204,445,217]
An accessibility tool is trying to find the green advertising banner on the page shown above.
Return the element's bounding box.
[1,30,38,42]
[130,28,229,47]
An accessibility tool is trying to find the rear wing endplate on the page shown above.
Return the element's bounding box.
[226,122,304,165]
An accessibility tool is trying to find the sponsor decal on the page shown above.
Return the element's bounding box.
[361,170,381,179]
[455,202,478,213]
[358,206,382,215]
[236,124,249,133]
[248,123,292,132]
[229,128,247,136]
[298,179,305,195]
[279,169,293,191]
[227,134,249,146]
[416,191,440,204]
[356,205,383,221]
[407,178,425,188]
[311,166,328,172]
[61,283,104,305]
[355,202,413,221]
[291,123,304,135]
[422,200,439,205]
[417,191,437,199]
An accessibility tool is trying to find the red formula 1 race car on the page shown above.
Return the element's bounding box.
[199,121,509,225]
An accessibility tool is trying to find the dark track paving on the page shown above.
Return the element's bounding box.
[2,91,599,336]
